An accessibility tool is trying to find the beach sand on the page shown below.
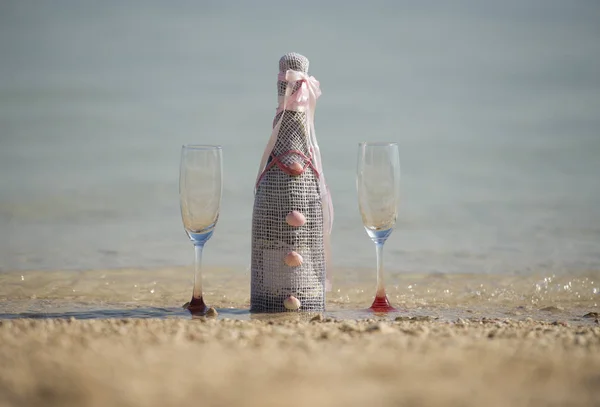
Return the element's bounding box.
[1,268,599,406]
[1,316,599,407]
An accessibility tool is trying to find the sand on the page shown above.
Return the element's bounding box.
[1,268,599,406]
[1,316,599,407]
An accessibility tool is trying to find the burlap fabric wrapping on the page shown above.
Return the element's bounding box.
[251,53,333,313]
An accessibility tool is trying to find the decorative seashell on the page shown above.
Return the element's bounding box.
[284,251,303,267]
[286,210,306,227]
[205,307,218,317]
[287,161,304,176]
[284,295,301,310]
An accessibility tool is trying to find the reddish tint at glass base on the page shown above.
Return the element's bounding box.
[370,294,396,312]
[187,296,207,315]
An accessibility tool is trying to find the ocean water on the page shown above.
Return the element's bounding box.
[1,0,599,284]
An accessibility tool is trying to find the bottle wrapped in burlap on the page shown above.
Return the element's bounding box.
[251,53,333,313]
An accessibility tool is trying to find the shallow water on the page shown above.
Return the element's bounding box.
[0,268,597,324]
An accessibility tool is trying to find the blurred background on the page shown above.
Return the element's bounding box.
[0,0,599,275]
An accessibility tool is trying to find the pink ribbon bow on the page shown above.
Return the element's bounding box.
[275,71,322,114]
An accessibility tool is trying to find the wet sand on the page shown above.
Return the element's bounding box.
[1,316,599,407]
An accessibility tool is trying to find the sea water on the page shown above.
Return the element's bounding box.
[0,1,599,317]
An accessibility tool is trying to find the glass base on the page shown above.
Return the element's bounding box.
[185,296,208,315]
[369,295,397,312]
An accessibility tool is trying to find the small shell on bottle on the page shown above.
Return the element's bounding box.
[284,295,301,310]
[287,161,304,176]
[284,251,303,267]
[286,210,306,227]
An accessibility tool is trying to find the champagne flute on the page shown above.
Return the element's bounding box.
[356,142,400,312]
[179,145,223,314]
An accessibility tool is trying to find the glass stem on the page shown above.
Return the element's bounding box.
[375,242,386,297]
[192,243,204,300]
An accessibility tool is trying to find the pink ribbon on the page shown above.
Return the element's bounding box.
[275,71,322,114]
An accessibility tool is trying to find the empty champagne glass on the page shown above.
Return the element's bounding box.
[356,142,400,312]
[179,145,223,314]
